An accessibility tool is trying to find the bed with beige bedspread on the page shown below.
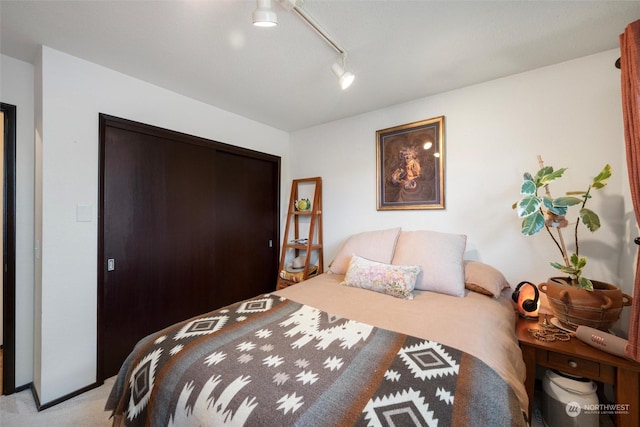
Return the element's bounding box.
[105,228,528,426]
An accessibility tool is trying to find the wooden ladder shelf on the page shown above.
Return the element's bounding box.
[276,177,323,290]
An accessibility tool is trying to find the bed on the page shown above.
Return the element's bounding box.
[105,228,528,426]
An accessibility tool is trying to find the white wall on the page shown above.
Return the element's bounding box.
[34,46,290,404]
[0,54,36,388]
[291,49,632,334]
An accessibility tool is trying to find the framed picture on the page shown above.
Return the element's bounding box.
[376,116,445,210]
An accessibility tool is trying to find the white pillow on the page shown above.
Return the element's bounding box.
[391,230,467,297]
[341,255,421,300]
[329,227,402,274]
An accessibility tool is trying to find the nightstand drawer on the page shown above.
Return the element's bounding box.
[547,352,600,378]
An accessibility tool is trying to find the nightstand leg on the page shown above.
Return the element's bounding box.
[616,368,639,427]
[521,344,536,419]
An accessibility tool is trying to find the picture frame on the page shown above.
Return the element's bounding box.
[376,116,445,210]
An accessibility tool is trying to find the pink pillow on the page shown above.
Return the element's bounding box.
[391,230,467,297]
[329,228,401,274]
[464,261,510,297]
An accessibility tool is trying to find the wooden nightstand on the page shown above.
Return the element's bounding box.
[516,316,640,427]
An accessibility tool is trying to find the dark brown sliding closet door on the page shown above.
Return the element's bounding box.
[99,116,279,379]
[212,150,279,306]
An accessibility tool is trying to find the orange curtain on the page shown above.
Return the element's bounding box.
[621,20,640,362]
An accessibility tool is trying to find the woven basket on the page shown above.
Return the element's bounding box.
[278,264,319,283]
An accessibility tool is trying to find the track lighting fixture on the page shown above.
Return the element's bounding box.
[254,0,356,89]
[253,0,278,27]
[331,59,355,90]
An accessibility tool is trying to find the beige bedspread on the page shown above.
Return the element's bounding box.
[275,272,529,414]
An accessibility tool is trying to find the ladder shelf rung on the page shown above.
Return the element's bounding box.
[290,210,322,215]
[284,243,323,250]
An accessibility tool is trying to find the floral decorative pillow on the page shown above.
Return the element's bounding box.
[341,255,421,300]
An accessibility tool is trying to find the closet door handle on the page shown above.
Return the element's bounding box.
[635,237,640,245]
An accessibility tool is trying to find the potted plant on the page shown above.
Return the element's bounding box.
[514,156,632,330]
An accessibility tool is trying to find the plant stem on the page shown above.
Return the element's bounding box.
[537,155,570,268]
[556,226,570,267]
[574,216,580,257]
[543,218,569,264]
[574,184,592,258]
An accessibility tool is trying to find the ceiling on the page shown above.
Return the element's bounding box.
[1,1,639,132]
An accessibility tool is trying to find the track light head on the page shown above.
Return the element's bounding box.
[253,0,278,27]
[331,62,355,90]
[254,1,356,90]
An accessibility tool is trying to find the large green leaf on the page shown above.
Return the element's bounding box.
[577,277,594,291]
[569,253,587,269]
[538,167,567,186]
[520,179,536,195]
[517,195,542,218]
[521,211,545,235]
[550,261,577,275]
[543,196,567,215]
[593,164,612,185]
[553,196,582,207]
[535,166,554,182]
[579,208,600,232]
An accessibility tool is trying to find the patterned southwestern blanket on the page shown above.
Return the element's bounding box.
[106,294,526,426]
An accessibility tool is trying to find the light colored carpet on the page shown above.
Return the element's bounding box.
[0,377,115,427]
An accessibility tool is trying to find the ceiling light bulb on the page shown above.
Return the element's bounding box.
[331,62,355,90]
[253,0,278,27]
[340,71,355,90]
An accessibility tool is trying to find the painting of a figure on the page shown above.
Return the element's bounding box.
[376,116,445,210]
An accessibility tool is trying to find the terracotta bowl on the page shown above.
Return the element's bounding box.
[538,278,632,331]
